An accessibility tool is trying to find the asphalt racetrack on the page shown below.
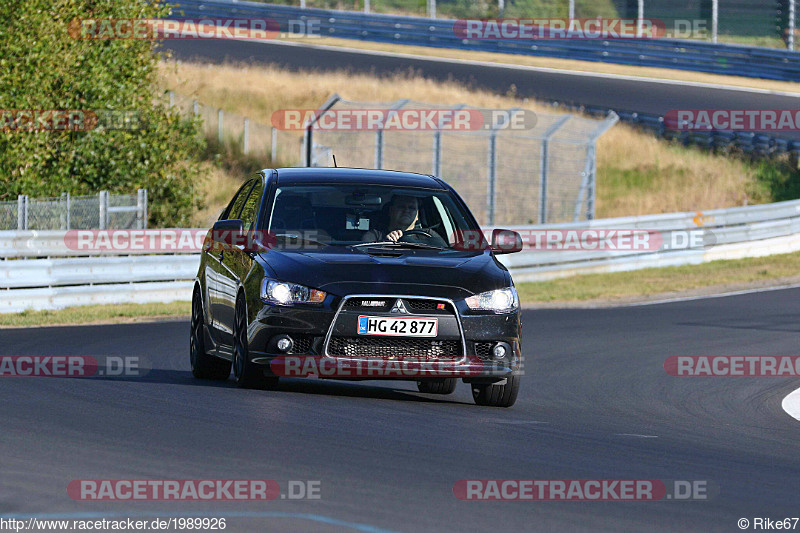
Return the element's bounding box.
[162,39,800,141]
[3,288,800,532]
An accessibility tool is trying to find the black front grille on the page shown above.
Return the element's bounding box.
[328,337,462,358]
[288,335,314,354]
[474,342,494,361]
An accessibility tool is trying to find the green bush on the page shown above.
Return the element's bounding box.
[0,0,204,227]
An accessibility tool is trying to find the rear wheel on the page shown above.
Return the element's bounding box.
[417,378,458,395]
[232,295,278,390]
[472,376,520,407]
[190,290,231,380]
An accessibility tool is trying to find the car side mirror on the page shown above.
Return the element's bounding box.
[490,229,523,254]
[211,219,244,243]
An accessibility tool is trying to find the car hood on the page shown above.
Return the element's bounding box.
[257,247,509,300]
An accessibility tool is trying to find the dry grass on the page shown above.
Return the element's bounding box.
[192,161,245,227]
[161,61,770,219]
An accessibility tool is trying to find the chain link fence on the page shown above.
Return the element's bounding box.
[304,96,617,225]
[0,190,148,230]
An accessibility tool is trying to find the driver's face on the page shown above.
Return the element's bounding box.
[388,197,418,229]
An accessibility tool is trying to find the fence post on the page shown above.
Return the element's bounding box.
[136,189,147,229]
[711,0,718,43]
[432,131,441,177]
[538,115,571,224]
[243,118,250,155]
[218,109,224,145]
[487,132,497,225]
[636,0,644,37]
[99,191,108,230]
[499,0,505,17]
[568,0,575,19]
[192,100,199,116]
[271,127,278,163]
[364,0,370,13]
[428,0,436,19]
[790,0,796,51]
[17,195,27,230]
[65,192,71,230]
[169,91,174,108]
[375,129,384,169]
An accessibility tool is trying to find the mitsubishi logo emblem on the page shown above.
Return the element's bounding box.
[390,299,409,314]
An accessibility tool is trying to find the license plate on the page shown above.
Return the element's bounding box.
[357,316,438,337]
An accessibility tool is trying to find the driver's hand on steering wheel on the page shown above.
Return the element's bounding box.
[386,230,403,242]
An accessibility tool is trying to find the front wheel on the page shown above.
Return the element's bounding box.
[232,295,278,390]
[417,378,457,395]
[472,376,520,407]
[190,290,231,380]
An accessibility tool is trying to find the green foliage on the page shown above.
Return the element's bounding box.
[0,0,204,226]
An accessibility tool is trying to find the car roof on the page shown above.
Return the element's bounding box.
[271,167,446,189]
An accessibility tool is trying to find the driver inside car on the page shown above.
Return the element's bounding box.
[362,194,448,247]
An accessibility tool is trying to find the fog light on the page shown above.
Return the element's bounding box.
[276,335,294,353]
[493,343,508,360]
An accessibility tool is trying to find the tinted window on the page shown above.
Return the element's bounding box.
[239,180,264,232]
[224,179,256,220]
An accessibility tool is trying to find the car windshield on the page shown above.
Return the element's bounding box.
[264,183,483,250]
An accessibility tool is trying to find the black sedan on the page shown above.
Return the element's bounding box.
[190,168,524,407]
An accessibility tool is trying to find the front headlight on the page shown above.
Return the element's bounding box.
[465,287,519,313]
[261,278,326,305]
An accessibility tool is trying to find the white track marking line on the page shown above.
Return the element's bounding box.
[236,39,800,98]
[782,386,800,422]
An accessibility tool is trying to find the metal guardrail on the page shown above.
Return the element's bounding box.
[169,1,800,156]
[172,1,800,81]
[3,198,800,311]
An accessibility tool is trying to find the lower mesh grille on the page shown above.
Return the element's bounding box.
[328,337,462,358]
[474,342,494,361]
[287,335,314,354]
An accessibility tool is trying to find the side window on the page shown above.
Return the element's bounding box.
[239,180,264,232]
[432,196,455,244]
[224,179,256,221]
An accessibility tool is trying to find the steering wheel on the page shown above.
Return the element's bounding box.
[399,229,434,241]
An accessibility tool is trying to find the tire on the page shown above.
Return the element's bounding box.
[417,378,458,395]
[472,376,520,407]
[232,295,278,390]
[190,289,231,380]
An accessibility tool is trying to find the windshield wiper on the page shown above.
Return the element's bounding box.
[272,233,330,247]
[351,241,446,250]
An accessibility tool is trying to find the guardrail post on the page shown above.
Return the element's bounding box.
[218,109,224,145]
[17,195,27,230]
[99,191,108,230]
[243,118,250,155]
[487,132,497,225]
